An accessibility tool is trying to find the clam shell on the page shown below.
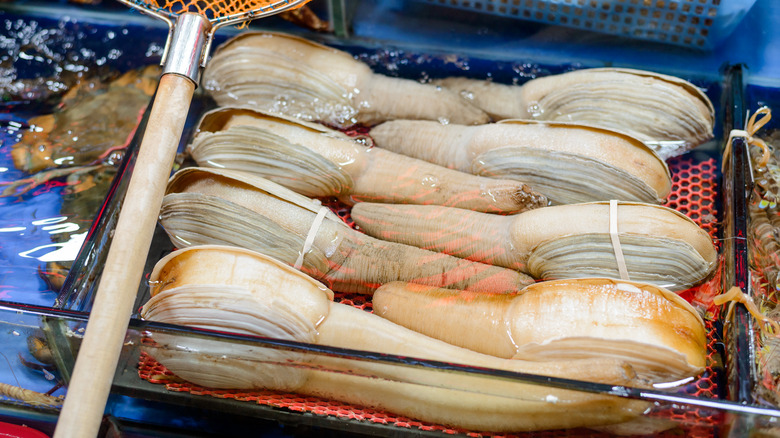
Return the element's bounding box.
[203,31,488,127]
[189,120,353,198]
[161,167,533,294]
[373,277,707,382]
[474,145,662,205]
[437,67,715,158]
[141,244,333,390]
[527,233,713,291]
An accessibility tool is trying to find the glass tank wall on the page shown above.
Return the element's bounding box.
[1,1,780,436]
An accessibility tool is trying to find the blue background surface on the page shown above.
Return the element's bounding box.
[341,0,779,86]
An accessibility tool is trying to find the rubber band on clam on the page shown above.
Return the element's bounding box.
[160,167,533,294]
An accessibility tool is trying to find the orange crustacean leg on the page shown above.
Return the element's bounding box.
[714,286,780,336]
[0,164,107,197]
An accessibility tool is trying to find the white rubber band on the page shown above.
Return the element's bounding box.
[723,107,772,172]
[727,129,749,148]
[294,206,329,270]
[723,129,749,172]
[609,200,630,281]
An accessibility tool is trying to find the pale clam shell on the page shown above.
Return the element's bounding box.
[203,31,489,128]
[437,67,715,158]
[373,277,707,382]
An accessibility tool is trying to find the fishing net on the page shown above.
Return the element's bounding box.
[123,0,310,21]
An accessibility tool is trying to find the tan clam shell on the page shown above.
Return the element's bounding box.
[436,67,715,158]
[203,31,489,128]
[521,201,717,291]
[187,106,547,213]
[373,277,707,382]
[142,244,333,390]
[160,167,534,294]
[141,245,649,432]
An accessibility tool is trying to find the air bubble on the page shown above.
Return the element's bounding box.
[421,175,439,188]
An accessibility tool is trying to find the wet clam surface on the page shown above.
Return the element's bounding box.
[0,16,724,307]
[0,7,733,435]
[0,20,569,307]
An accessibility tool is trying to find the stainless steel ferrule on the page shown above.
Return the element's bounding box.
[162,13,211,85]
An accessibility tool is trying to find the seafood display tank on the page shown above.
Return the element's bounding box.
[2,0,780,437]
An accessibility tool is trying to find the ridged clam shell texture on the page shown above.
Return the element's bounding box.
[141,245,672,432]
[202,31,490,128]
[434,68,715,159]
[350,201,717,292]
[159,167,534,294]
[186,107,547,213]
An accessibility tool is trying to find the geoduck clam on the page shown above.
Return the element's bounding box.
[350,201,717,292]
[187,107,547,214]
[159,167,533,294]
[202,31,489,128]
[140,244,650,432]
[369,119,671,205]
[435,68,715,159]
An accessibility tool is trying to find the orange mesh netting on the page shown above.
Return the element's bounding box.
[127,0,310,21]
[663,156,723,314]
[138,156,724,437]
[138,323,723,437]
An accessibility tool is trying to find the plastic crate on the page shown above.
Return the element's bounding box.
[416,0,758,49]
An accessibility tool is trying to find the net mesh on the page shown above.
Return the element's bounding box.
[125,0,310,22]
[138,156,725,437]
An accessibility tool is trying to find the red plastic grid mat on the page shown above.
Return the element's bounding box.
[664,156,719,240]
[138,321,722,437]
[138,156,724,437]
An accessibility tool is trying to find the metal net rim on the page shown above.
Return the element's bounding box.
[119,0,309,26]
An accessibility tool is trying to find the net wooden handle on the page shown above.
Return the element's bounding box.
[53,74,195,438]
